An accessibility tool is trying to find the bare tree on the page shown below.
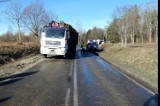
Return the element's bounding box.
[153,11,158,44]
[117,18,124,46]
[113,7,123,46]
[109,0,158,45]
[128,5,140,44]
[113,6,130,47]
[143,2,155,44]
[76,20,83,42]
[152,3,158,44]
[2,0,23,43]
[139,15,145,44]
[22,1,53,37]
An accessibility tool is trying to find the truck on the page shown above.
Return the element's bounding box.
[40,21,78,58]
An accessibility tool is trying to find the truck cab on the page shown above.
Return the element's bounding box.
[40,26,69,58]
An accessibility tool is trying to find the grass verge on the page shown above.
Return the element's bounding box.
[99,43,158,93]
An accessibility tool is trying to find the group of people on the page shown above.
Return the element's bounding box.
[49,20,66,28]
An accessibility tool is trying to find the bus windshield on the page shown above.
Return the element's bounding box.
[44,29,65,38]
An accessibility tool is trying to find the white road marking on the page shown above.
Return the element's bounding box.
[96,56,155,95]
[65,88,71,106]
[69,63,73,77]
[117,69,155,95]
[73,59,78,106]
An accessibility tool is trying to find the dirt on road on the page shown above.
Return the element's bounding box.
[0,43,43,78]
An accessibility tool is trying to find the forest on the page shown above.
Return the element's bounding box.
[81,1,158,47]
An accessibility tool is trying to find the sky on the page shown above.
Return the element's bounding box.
[0,0,155,34]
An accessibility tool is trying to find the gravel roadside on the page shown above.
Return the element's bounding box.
[0,54,44,79]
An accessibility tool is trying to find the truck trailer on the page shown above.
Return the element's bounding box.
[40,21,78,58]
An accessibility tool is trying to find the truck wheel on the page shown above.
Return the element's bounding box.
[63,55,66,59]
[64,53,68,59]
[43,54,47,58]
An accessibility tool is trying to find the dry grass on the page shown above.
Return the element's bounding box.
[99,43,158,88]
[0,42,40,65]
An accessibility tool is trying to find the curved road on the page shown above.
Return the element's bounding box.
[0,49,158,106]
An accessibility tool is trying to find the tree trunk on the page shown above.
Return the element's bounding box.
[121,34,124,47]
[149,27,152,43]
[122,39,124,47]
[142,34,144,44]
[17,21,21,43]
[125,37,127,47]
[130,34,132,44]
[124,29,127,47]
[133,28,135,44]
[155,27,158,44]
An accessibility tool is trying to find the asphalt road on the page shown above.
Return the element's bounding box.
[0,49,158,106]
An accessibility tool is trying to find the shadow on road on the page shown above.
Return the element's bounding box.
[0,71,39,86]
[75,49,100,59]
[40,49,101,60]
[0,97,12,104]
[0,78,24,86]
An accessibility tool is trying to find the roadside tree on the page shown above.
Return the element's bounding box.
[22,1,54,37]
[2,0,23,43]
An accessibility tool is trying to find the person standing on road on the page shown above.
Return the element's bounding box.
[51,21,59,27]
[81,42,86,55]
[59,21,65,28]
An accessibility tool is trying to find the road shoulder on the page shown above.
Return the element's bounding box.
[0,54,44,79]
